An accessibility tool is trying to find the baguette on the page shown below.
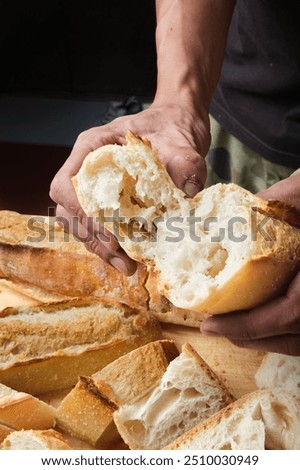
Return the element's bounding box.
[255,353,300,399]
[73,131,300,317]
[0,298,161,394]
[0,210,201,327]
[0,383,55,430]
[56,340,179,447]
[166,390,300,450]
[0,210,148,309]
[1,429,72,450]
[113,343,233,449]
[0,423,14,443]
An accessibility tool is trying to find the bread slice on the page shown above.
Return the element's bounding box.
[113,343,233,449]
[56,339,179,447]
[0,298,161,394]
[0,383,55,430]
[73,131,300,316]
[166,390,300,450]
[0,210,148,309]
[1,429,72,450]
[256,353,300,399]
[0,423,14,443]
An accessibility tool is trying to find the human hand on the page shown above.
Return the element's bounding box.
[201,171,300,355]
[50,102,210,275]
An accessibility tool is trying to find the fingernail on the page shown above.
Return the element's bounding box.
[110,257,130,275]
[183,181,201,198]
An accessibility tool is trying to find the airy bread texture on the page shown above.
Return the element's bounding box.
[0,298,161,394]
[73,131,300,316]
[56,340,179,447]
[0,383,55,430]
[0,210,148,309]
[0,210,202,327]
[113,343,233,450]
[255,353,300,399]
[1,429,72,450]
[166,390,300,450]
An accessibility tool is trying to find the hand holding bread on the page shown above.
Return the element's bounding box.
[73,132,300,326]
[201,172,300,355]
[49,103,208,275]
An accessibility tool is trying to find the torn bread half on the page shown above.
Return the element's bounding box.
[56,340,179,447]
[166,390,300,450]
[0,383,55,430]
[73,131,300,316]
[0,298,161,394]
[255,353,300,399]
[113,343,233,449]
[0,210,201,328]
[1,429,72,450]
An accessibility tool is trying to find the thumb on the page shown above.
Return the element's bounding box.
[165,151,207,198]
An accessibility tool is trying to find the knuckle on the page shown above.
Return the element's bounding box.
[49,173,62,202]
[283,301,300,333]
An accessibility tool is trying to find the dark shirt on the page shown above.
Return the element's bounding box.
[210,0,300,168]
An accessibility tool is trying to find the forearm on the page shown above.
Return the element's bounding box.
[155,0,236,114]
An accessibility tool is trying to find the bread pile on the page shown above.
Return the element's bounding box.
[1,132,300,449]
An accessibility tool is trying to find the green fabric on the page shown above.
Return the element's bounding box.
[205,116,295,192]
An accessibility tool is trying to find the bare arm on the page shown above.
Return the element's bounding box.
[50,0,236,274]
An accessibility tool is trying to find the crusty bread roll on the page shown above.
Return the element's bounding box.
[0,383,55,430]
[166,390,300,450]
[1,429,72,450]
[73,131,300,317]
[256,353,300,399]
[56,340,179,447]
[113,343,233,449]
[0,210,148,309]
[0,298,161,394]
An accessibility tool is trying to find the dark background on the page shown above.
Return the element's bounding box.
[0,1,157,214]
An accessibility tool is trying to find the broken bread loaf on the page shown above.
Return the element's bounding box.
[166,390,300,450]
[0,210,200,327]
[56,340,179,447]
[113,343,233,449]
[0,298,161,394]
[255,353,300,399]
[0,383,55,430]
[73,131,300,316]
[1,429,72,450]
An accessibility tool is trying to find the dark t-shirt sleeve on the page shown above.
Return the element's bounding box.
[210,0,300,168]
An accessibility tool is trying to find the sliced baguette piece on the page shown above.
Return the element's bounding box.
[1,429,72,450]
[255,353,300,399]
[0,383,55,430]
[166,390,300,450]
[0,423,14,443]
[56,339,179,447]
[0,210,148,309]
[0,298,161,394]
[73,131,300,317]
[113,343,234,449]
